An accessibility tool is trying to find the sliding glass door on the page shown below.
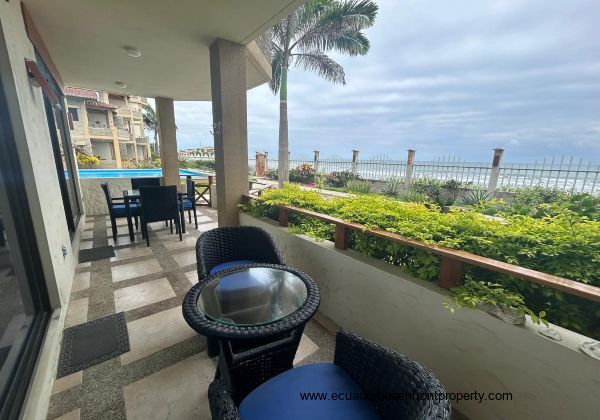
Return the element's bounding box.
[37,52,81,235]
[0,67,51,418]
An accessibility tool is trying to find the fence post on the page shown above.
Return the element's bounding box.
[487,148,504,194]
[404,149,416,189]
[351,150,359,175]
[314,150,320,173]
[437,257,464,289]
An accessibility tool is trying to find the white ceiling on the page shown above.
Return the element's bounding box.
[23,0,304,100]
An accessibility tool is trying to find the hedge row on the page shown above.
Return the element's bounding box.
[244,184,600,338]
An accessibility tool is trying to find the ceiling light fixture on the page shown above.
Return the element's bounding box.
[123,46,142,58]
[115,81,128,89]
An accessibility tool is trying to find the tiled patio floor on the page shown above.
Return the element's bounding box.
[48,207,335,420]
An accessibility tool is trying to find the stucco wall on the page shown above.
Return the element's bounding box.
[0,0,77,310]
[0,1,81,417]
[80,178,133,216]
[241,213,600,420]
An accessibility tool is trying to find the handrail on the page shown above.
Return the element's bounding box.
[242,194,600,303]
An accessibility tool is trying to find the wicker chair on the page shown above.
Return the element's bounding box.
[208,330,452,420]
[195,226,285,357]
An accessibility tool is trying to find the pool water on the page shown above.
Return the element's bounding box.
[78,169,207,179]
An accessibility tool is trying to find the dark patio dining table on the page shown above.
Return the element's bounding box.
[123,189,188,240]
[182,263,320,404]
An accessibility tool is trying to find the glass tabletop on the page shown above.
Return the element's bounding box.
[197,267,308,327]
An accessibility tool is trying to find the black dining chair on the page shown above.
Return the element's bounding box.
[139,185,182,247]
[100,183,141,241]
[195,226,285,356]
[131,177,161,190]
[180,179,198,229]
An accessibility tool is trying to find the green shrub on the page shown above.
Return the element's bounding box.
[445,280,548,326]
[396,191,429,204]
[382,176,403,197]
[244,184,600,338]
[178,157,191,168]
[289,163,316,184]
[458,189,494,207]
[324,170,360,187]
[193,160,216,172]
[265,168,278,180]
[410,178,442,197]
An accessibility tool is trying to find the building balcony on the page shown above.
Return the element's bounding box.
[116,128,131,138]
[117,107,143,119]
[88,126,113,137]
[136,136,149,143]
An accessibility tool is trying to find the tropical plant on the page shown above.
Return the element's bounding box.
[345,179,372,194]
[265,0,378,186]
[142,104,159,157]
[324,170,360,187]
[382,176,403,197]
[410,178,443,199]
[441,179,466,202]
[289,163,317,184]
[458,189,494,207]
[444,280,548,326]
[265,168,279,180]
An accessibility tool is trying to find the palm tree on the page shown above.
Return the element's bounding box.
[267,0,378,186]
[142,104,159,157]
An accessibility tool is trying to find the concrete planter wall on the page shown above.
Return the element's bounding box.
[240,213,599,420]
[80,178,133,216]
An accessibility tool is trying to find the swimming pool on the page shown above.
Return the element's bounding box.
[78,169,207,179]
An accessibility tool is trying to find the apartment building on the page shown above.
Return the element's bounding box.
[65,87,152,168]
[178,146,215,159]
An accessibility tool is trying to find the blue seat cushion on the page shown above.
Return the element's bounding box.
[182,198,194,209]
[111,203,140,217]
[238,363,379,420]
[209,260,257,275]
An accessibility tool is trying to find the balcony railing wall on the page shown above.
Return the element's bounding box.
[240,212,599,420]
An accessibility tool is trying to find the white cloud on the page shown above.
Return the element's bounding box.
[168,0,600,162]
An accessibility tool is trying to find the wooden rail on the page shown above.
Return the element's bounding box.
[242,194,600,303]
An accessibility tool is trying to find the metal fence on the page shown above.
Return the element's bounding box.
[251,152,600,194]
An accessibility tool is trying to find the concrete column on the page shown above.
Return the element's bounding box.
[404,149,416,189]
[108,111,122,168]
[265,151,269,171]
[156,97,180,187]
[210,38,249,226]
[314,150,320,173]
[487,148,504,194]
[351,149,359,175]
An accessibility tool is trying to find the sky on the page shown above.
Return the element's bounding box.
[154,0,600,163]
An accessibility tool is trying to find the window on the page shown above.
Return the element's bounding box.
[68,107,79,121]
[0,65,51,419]
[37,52,81,235]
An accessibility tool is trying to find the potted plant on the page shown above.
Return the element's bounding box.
[444,280,548,326]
